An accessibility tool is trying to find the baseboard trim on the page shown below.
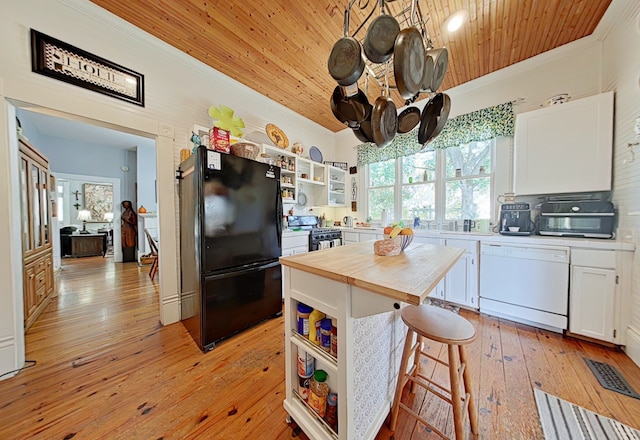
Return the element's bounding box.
[161,293,180,325]
[624,326,640,368]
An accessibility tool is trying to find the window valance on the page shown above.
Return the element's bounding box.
[356,101,514,166]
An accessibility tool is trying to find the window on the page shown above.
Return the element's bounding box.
[57,184,64,221]
[366,140,495,227]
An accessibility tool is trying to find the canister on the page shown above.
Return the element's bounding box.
[297,346,315,377]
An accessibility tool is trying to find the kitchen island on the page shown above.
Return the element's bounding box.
[280,241,464,440]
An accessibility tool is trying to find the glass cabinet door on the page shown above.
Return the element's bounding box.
[30,163,42,249]
[41,169,49,244]
[20,157,31,252]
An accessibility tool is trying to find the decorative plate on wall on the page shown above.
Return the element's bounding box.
[309,146,323,163]
[265,123,289,149]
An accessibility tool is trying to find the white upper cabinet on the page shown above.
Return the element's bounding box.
[514,91,613,195]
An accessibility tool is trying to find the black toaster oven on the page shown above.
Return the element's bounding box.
[537,201,615,238]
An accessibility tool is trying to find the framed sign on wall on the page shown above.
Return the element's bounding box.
[31,29,144,106]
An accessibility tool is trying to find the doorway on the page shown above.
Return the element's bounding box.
[12,105,159,344]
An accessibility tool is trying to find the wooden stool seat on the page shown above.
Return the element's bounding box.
[401,305,476,345]
[390,304,479,439]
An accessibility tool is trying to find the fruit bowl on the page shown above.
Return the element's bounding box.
[383,234,414,252]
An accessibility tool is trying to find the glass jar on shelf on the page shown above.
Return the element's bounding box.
[308,370,329,417]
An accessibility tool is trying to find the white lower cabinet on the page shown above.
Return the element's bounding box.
[570,266,615,342]
[443,239,479,308]
[569,249,617,343]
[342,231,359,244]
[283,233,310,257]
[413,236,446,300]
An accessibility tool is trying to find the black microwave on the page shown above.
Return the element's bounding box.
[537,201,615,238]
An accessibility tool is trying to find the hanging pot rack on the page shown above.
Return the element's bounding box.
[346,0,434,92]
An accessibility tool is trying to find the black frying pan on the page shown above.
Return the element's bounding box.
[352,105,374,142]
[363,1,400,64]
[393,26,426,100]
[371,93,397,147]
[418,93,450,145]
[397,106,421,134]
[330,86,370,128]
[429,92,451,141]
[328,9,365,86]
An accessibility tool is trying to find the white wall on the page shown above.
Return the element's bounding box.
[0,0,335,379]
[600,1,640,365]
[136,144,157,213]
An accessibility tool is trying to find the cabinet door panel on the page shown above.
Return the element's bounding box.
[569,266,615,342]
[445,256,468,304]
[514,92,613,195]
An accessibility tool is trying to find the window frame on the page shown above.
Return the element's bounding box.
[365,140,496,227]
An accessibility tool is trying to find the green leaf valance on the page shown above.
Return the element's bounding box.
[356,101,514,166]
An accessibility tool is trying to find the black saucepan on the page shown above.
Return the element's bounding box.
[328,9,365,86]
[397,106,421,134]
[418,92,451,145]
[363,2,400,64]
[330,86,370,128]
[393,26,426,100]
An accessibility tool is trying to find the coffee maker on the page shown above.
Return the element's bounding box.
[499,203,532,235]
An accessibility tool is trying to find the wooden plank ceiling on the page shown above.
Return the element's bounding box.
[90,0,611,132]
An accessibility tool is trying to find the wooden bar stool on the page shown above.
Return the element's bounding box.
[389,305,478,439]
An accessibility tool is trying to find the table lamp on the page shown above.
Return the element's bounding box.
[77,210,92,234]
[103,212,114,223]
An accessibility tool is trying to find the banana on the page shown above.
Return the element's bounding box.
[389,225,403,238]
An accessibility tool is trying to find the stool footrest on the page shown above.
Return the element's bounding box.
[415,372,452,396]
[421,350,450,368]
[399,402,450,439]
[407,374,453,404]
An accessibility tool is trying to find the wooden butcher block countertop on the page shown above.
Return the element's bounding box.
[280,241,464,306]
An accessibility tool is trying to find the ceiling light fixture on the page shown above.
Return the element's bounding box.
[444,9,469,33]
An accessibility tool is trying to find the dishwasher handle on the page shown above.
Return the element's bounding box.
[481,243,569,263]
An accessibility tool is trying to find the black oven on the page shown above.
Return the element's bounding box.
[537,201,615,238]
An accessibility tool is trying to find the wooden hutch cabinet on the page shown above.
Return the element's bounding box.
[19,139,55,330]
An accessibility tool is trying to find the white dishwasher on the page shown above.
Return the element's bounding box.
[479,242,570,332]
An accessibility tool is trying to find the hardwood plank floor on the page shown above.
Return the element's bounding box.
[1,257,639,439]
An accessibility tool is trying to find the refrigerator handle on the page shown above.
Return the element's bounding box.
[276,181,283,248]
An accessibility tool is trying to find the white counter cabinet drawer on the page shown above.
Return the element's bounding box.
[571,249,615,269]
[342,231,359,243]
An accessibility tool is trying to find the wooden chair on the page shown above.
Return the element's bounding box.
[143,228,159,280]
[389,305,479,439]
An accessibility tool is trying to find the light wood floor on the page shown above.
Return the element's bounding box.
[1,257,639,439]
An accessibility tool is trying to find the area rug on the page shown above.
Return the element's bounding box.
[534,388,640,439]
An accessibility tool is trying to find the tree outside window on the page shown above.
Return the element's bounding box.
[366,140,494,226]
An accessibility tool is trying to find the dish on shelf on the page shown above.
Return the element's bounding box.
[266,123,289,149]
[309,146,323,163]
[296,191,307,207]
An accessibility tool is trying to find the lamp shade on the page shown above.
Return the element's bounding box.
[103,212,114,222]
[77,210,92,221]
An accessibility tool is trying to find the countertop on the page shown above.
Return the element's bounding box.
[279,241,464,305]
[339,227,635,251]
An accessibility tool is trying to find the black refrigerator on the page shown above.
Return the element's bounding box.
[178,146,283,352]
